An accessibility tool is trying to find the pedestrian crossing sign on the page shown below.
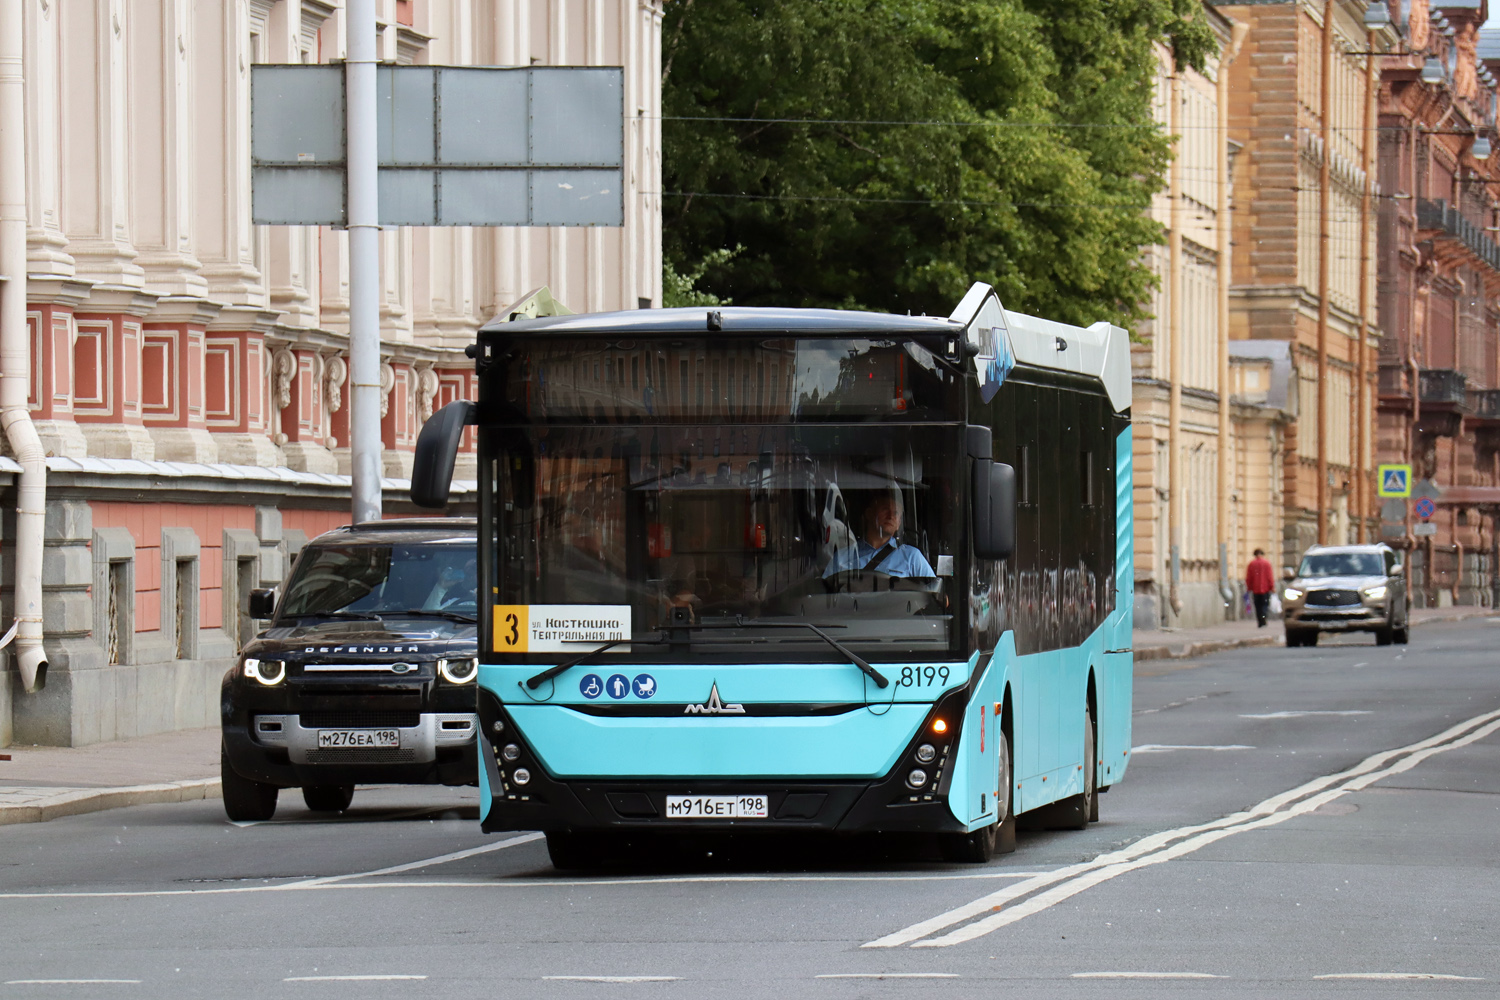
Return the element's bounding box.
[1377,464,1412,498]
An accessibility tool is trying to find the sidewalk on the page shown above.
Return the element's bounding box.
[1133,604,1494,662]
[0,726,219,826]
[2,606,1496,827]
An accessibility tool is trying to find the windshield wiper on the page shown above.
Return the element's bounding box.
[698,618,889,689]
[387,609,478,624]
[524,635,667,690]
[522,617,888,691]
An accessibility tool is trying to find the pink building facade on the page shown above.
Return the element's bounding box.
[1,0,663,746]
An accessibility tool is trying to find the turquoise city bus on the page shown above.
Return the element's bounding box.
[411,282,1133,868]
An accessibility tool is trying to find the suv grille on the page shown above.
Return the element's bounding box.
[1306,589,1360,606]
[299,710,421,729]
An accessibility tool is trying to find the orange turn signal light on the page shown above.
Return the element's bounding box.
[932,719,948,734]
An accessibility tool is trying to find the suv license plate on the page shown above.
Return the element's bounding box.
[317,729,399,748]
[665,795,769,819]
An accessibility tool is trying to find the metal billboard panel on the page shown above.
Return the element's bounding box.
[529,68,624,167]
[253,64,624,227]
[378,169,437,226]
[438,170,529,225]
[251,65,344,164]
[252,167,346,226]
[531,169,624,226]
[437,68,529,165]
[377,65,435,166]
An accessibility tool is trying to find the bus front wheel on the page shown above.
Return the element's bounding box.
[939,731,1014,863]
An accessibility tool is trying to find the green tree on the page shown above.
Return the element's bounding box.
[661,0,1211,327]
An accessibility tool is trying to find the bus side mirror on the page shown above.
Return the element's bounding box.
[973,460,1016,560]
[248,589,277,619]
[411,400,477,508]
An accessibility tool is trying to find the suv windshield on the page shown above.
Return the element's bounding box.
[489,423,959,656]
[1298,551,1384,577]
[280,540,478,619]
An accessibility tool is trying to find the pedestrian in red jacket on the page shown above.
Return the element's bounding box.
[1246,549,1275,627]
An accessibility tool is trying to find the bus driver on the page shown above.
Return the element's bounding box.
[822,489,935,579]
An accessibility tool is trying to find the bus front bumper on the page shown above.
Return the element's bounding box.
[478,689,972,836]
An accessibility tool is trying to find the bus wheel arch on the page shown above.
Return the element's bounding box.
[997,685,1017,854]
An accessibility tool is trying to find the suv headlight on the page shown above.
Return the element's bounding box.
[1362,585,1387,601]
[1283,587,1303,602]
[242,658,285,686]
[438,657,479,684]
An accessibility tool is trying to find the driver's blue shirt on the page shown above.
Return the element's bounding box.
[822,539,936,578]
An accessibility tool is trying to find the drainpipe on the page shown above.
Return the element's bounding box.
[0,0,48,693]
[1315,0,1333,545]
[1218,22,1249,615]
[1355,25,1377,543]
[1168,66,1184,619]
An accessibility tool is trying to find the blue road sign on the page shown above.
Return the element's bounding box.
[579,674,603,699]
[606,674,630,700]
[631,674,657,699]
[1377,464,1412,498]
[1415,497,1436,520]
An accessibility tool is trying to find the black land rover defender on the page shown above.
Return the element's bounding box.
[219,518,479,821]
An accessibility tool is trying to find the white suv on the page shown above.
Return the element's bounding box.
[1282,544,1409,647]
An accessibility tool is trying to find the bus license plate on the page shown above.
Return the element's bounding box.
[665,795,769,819]
[317,729,399,748]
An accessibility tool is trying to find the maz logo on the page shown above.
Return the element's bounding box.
[684,682,745,715]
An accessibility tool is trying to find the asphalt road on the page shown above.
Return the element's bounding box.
[4,619,1500,998]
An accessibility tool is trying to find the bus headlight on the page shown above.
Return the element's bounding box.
[438,657,478,684]
[915,744,937,764]
[1362,585,1387,602]
[906,769,928,789]
[242,658,285,686]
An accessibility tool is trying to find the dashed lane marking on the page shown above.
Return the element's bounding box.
[1129,744,1254,754]
[865,706,1500,949]
[1240,710,1372,719]
[1314,974,1484,981]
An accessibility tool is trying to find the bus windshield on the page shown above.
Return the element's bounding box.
[489,423,960,657]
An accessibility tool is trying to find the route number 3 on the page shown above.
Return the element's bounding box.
[492,605,530,652]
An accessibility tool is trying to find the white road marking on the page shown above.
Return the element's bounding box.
[5,981,141,985]
[543,976,680,983]
[865,706,1500,949]
[284,832,544,887]
[1129,744,1254,754]
[1240,710,1372,719]
[816,973,959,979]
[0,869,1051,902]
[285,975,427,982]
[1315,973,1484,981]
[1072,972,1224,979]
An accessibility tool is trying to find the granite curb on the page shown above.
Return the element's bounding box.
[0,778,220,827]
